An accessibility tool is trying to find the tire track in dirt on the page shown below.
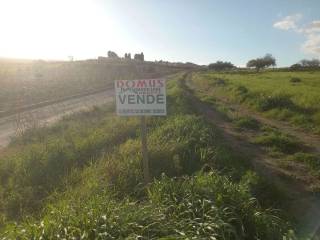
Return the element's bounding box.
[0,89,114,149]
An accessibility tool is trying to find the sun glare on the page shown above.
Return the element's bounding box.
[0,0,122,60]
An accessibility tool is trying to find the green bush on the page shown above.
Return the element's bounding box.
[213,78,227,85]
[234,116,261,130]
[257,94,294,111]
[290,77,302,83]
[234,85,248,95]
[287,152,320,173]
[254,131,301,154]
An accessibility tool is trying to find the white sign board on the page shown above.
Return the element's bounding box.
[115,79,166,116]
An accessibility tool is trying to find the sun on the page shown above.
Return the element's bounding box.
[0,0,123,60]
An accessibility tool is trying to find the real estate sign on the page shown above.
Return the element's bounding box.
[115,79,166,116]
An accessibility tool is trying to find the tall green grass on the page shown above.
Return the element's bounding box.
[0,73,298,239]
[1,173,293,239]
[0,106,140,220]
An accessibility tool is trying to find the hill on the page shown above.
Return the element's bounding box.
[0,58,195,115]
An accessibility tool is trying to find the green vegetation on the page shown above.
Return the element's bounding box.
[190,70,320,191]
[290,77,302,83]
[234,116,261,130]
[254,130,301,154]
[2,173,292,239]
[0,106,140,220]
[0,73,298,239]
[208,61,235,71]
[192,70,320,133]
[246,54,276,72]
[285,152,320,176]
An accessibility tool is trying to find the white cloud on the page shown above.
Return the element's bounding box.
[302,22,320,56]
[302,34,320,55]
[304,21,320,34]
[274,14,320,57]
[273,14,302,31]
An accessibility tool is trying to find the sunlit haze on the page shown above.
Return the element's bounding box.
[0,0,320,66]
[0,0,129,60]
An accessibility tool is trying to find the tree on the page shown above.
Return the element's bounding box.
[107,51,118,58]
[263,54,277,67]
[300,59,320,67]
[290,63,302,71]
[208,61,235,71]
[290,59,320,70]
[246,54,276,72]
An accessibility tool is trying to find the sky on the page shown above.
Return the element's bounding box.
[0,0,319,66]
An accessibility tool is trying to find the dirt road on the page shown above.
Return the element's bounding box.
[0,89,114,148]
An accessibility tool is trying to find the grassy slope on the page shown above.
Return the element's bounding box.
[0,59,182,112]
[0,73,300,239]
[190,70,320,190]
[192,70,320,133]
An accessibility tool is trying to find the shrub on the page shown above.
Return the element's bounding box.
[290,77,301,83]
[234,116,260,130]
[257,94,294,111]
[208,61,235,71]
[214,78,227,85]
[254,131,301,154]
[289,64,303,71]
[235,85,248,95]
[232,85,250,102]
[287,152,320,172]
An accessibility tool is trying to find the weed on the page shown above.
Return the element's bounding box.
[287,152,320,173]
[213,77,227,85]
[257,93,294,111]
[290,77,302,83]
[254,131,301,154]
[234,116,261,130]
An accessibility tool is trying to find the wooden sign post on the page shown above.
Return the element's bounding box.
[140,116,150,184]
[115,79,166,184]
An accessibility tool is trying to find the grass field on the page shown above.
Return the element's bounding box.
[0,73,300,239]
[191,70,320,133]
[190,70,320,193]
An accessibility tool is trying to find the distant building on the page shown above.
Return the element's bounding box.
[134,52,144,61]
[124,53,131,59]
